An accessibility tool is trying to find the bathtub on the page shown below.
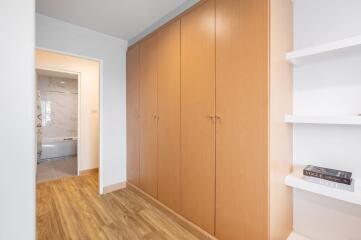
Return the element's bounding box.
[41,137,78,160]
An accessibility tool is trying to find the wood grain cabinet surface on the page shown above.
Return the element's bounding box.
[139,34,158,198]
[126,45,140,187]
[126,0,293,239]
[215,0,269,239]
[157,19,181,213]
[180,0,216,235]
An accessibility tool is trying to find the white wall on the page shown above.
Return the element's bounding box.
[0,0,36,239]
[293,0,361,239]
[36,14,128,192]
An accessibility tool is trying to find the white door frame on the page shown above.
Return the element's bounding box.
[36,47,103,194]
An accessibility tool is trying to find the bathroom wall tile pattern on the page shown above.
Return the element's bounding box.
[38,75,78,94]
[38,75,78,141]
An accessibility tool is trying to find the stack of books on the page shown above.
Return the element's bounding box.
[303,165,352,185]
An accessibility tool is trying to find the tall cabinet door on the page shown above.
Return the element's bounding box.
[139,34,158,198]
[157,20,181,212]
[215,0,269,239]
[180,0,216,234]
[126,45,140,186]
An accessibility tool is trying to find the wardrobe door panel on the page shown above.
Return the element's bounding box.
[126,45,140,186]
[139,34,158,198]
[180,0,216,234]
[157,20,181,212]
[215,0,269,239]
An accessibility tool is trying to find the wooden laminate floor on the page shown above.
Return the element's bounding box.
[37,174,201,240]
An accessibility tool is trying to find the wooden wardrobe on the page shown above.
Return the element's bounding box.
[157,19,181,212]
[126,45,140,186]
[180,0,216,233]
[126,0,293,239]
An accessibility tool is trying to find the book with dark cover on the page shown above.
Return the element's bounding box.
[303,165,352,185]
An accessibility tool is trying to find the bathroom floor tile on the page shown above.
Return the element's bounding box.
[36,164,53,173]
[54,169,77,178]
[36,156,77,183]
[37,173,57,183]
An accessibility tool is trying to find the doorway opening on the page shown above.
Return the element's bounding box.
[36,69,79,183]
[35,49,100,188]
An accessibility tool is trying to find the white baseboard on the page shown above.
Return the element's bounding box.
[102,181,126,194]
[288,231,311,240]
[79,168,98,176]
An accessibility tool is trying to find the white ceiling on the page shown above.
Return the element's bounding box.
[36,0,192,41]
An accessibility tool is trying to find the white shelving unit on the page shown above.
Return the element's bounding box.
[286,35,361,64]
[288,1,361,239]
[284,115,361,125]
[285,166,361,206]
[287,232,311,240]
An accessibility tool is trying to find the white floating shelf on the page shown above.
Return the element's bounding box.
[286,35,361,64]
[285,115,361,125]
[287,232,311,240]
[285,166,361,206]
